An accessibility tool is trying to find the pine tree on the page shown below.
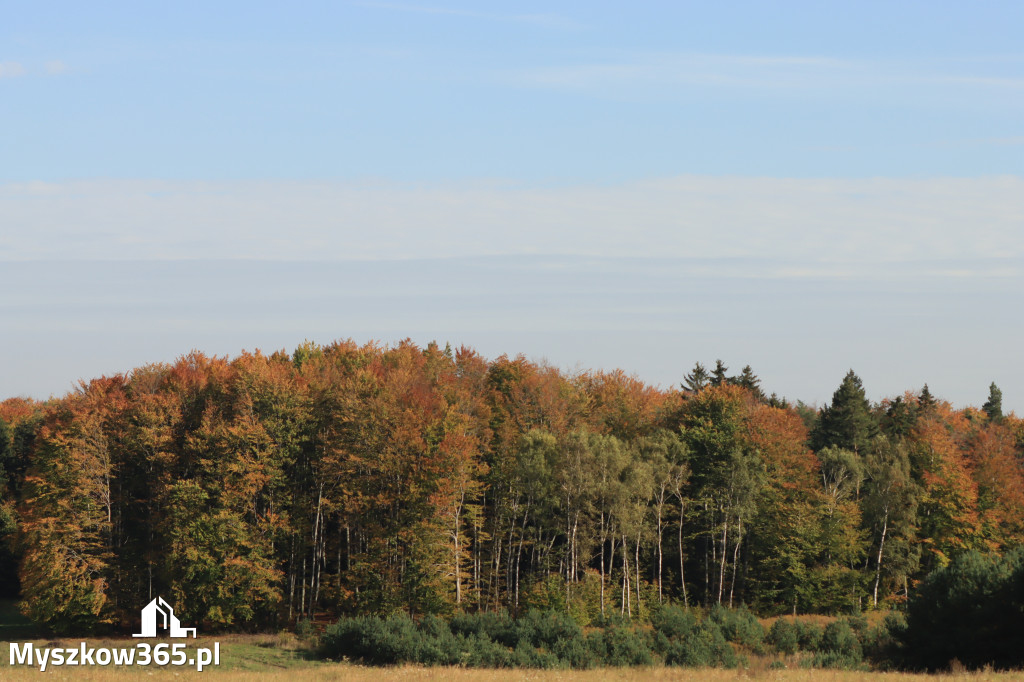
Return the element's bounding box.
[812,370,879,455]
[710,360,729,387]
[919,384,936,409]
[734,365,765,401]
[983,382,1003,422]
[882,396,917,438]
[683,362,710,393]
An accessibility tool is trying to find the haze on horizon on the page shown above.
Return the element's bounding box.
[2,1,1022,411]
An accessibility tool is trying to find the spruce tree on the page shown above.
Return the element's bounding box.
[882,396,916,438]
[812,370,879,454]
[919,384,936,410]
[710,359,729,387]
[734,365,765,401]
[983,382,1003,421]
[683,362,710,393]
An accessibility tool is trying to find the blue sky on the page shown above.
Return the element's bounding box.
[2,2,1023,410]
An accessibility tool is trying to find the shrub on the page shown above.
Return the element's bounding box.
[461,632,514,668]
[449,610,519,648]
[294,618,314,639]
[516,609,584,650]
[768,618,798,655]
[650,604,697,640]
[793,620,823,651]
[589,623,654,666]
[807,650,867,670]
[663,620,737,668]
[900,549,1024,670]
[708,604,765,651]
[819,620,863,663]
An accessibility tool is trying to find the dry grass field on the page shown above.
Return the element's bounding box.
[3,664,1024,681]
[3,635,1024,682]
[1,625,1021,681]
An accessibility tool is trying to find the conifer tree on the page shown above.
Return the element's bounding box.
[710,360,729,387]
[882,396,917,438]
[683,362,709,393]
[983,382,1003,422]
[812,370,879,455]
[919,384,936,409]
[734,365,764,401]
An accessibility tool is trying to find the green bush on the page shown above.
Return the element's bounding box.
[461,632,514,668]
[709,604,765,651]
[793,620,823,651]
[768,618,799,655]
[900,548,1024,670]
[662,621,737,668]
[806,650,867,670]
[589,623,654,666]
[650,604,698,639]
[321,607,747,669]
[516,608,585,650]
[819,620,863,663]
[294,618,314,639]
[449,609,519,648]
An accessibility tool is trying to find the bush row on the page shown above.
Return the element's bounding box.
[318,605,906,669]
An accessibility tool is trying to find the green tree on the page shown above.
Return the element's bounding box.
[734,365,765,401]
[681,385,763,606]
[710,360,730,387]
[683,363,710,393]
[902,549,1024,670]
[863,437,919,607]
[982,382,1003,422]
[812,371,879,455]
[163,481,282,629]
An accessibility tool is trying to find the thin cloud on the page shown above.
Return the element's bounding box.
[1,176,1021,270]
[507,52,1024,95]
[0,62,25,78]
[44,60,68,75]
[352,1,583,29]
[934,75,1024,89]
[509,53,872,91]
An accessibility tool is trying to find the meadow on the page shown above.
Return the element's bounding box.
[2,630,1024,681]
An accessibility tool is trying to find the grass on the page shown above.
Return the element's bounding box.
[1,603,1022,680]
[2,664,1024,680]
[0,633,322,673]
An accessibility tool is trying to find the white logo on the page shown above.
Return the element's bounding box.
[10,596,218,672]
[133,597,197,638]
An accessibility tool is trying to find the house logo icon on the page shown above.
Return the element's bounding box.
[133,597,197,638]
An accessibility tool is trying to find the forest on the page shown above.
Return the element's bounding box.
[0,339,1022,644]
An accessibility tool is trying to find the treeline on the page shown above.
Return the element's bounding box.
[0,340,1022,635]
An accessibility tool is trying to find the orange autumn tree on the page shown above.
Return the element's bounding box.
[910,400,982,571]
[17,377,124,632]
[969,420,1024,550]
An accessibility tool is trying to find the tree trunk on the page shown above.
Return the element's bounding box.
[678,503,688,606]
[657,510,664,604]
[717,509,728,605]
[873,510,889,607]
[635,530,642,609]
[599,512,606,617]
[729,515,742,608]
[618,532,626,614]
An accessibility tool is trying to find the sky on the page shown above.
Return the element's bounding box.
[2,1,1023,411]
